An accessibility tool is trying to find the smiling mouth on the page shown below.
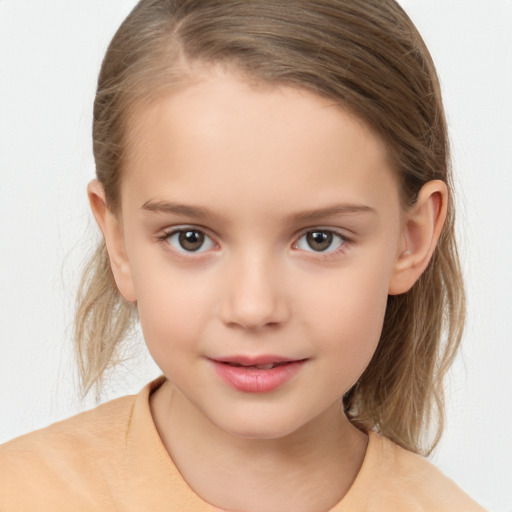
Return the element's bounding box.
[219,361,289,370]
[211,356,309,371]
[210,358,308,393]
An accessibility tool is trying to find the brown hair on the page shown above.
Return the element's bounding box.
[76,0,465,455]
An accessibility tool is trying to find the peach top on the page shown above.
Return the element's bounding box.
[0,377,486,511]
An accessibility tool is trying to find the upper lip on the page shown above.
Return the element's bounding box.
[210,355,306,366]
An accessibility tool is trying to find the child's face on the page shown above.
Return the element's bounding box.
[113,67,407,439]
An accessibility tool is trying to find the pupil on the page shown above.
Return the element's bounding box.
[179,230,204,251]
[307,231,332,251]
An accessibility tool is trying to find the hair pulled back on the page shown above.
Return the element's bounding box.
[77,0,465,454]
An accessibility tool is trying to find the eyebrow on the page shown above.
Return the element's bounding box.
[141,200,376,222]
[141,200,217,220]
[290,204,376,222]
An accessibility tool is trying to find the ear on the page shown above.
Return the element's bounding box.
[388,180,448,295]
[87,180,137,303]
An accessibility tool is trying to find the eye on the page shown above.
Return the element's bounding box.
[295,230,345,253]
[163,228,216,253]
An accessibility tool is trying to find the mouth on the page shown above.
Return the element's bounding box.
[211,355,307,370]
[217,361,294,370]
[208,356,308,393]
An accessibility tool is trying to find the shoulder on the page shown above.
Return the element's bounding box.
[0,392,137,510]
[342,431,487,511]
[0,391,136,460]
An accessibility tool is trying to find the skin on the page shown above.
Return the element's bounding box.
[89,65,447,512]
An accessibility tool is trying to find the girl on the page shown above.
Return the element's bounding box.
[0,1,490,510]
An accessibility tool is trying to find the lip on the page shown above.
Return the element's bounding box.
[208,355,308,393]
[213,354,299,366]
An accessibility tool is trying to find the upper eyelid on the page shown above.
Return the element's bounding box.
[161,224,211,233]
[293,226,350,241]
[160,224,218,240]
[297,227,346,236]
[161,224,348,234]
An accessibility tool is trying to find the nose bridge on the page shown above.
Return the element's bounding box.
[221,246,288,330]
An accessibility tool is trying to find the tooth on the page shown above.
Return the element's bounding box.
[255,363,275,370]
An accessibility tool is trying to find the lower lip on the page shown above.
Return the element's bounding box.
[210,360,306,393]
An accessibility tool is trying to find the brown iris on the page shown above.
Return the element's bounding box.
[179,230,205,251]
[306,231,333,251]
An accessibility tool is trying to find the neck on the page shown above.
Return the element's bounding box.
[151,382,368,512]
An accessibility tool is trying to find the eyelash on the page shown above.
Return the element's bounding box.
[157,226,350,258]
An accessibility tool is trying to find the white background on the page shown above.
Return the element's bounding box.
[0,1,511,510]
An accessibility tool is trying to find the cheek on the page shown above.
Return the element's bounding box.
[300,263,391,376]
[130,261,215,357]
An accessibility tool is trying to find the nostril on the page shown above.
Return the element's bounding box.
[219,269,290,329]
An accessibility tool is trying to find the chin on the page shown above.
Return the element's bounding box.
[213,412,306,442]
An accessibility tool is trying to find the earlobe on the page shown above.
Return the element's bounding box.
[87,180,137,303]
[388,180,448,295]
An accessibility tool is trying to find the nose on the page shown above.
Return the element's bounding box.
[220,252,289,331]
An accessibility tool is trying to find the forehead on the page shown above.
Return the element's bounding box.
[120,68,399,219]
